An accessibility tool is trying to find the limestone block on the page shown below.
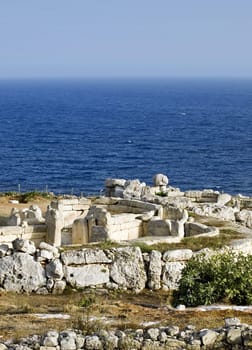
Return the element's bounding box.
[163,206,188,221]
[226,328,242,345]
[0,244,10,258]
[162,261,185,290]
[217,193,232,206]
[63,211,81,227]
[236,209,252,228]
[64,264,110,288]
[72,217,89,245]
[153,173,169,186]
[148,250,162,290]
[163,249,193,262]
[12,238,36,255]
[110,247,147,292]
[85,335,103,350]
[39,249,54,260]
[0,252,46,293]
[58,199,79,206]
[128,227,143,240]
[61,248,111,265]
[52,280,66,294]
[24,224,47,233]
[105,178,126,188]
[108,229,129,241]
[147,219,171,236]
[90,226,109,242]
[200,329,218,347]
[46,259,64,279]
[46,208,64,247]
[169,220,185,237]
[39,242,59,257]
[0,226,23,236]
[185,222,217,237]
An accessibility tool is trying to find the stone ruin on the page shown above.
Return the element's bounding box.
[2,173,252,248]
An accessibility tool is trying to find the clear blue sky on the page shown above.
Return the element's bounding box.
[0,0,252,78]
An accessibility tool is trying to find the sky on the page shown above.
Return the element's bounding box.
[0,0,252,78]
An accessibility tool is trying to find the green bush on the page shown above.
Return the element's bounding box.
[173,251,252,306]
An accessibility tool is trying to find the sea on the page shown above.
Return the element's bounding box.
[0,78,251,196]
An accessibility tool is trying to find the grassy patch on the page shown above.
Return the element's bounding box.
[133,229,245,253]
[0,191,55,203]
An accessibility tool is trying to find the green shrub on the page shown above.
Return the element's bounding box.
[173,251,252,306]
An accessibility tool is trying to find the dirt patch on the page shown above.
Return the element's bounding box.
[0,290,252,342]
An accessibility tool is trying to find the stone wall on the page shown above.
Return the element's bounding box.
[0,239,195,293]
[0,225,46,247]
[1,318,252,349]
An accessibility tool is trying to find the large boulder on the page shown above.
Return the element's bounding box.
[0,252,46,293]
[110,247,147,292]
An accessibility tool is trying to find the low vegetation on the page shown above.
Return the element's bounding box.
[0,191,55,203]
[174,251,252,307]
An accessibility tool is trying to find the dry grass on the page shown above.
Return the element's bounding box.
[0,289,252,342]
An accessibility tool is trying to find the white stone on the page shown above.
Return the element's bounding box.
[148,250,162,290]
[0,252,46,293]
[64,264,110,288]
[163,249,193,262]
[12,238,36,255]
[162,261,185,290]
[153,174,169,186]
[110,247,147,292]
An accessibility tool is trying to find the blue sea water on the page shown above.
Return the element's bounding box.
[0,78,251,196]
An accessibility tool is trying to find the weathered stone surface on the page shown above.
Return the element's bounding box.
[61,249,111,266]
[148,250,162,290]
[105,178,126,188]
[85,335,103,350]
[162,261,185,290]
[59,330,77,350]
[146,328,160,341]
[46,259,64,279]
[42,331,59,347]
[200,329,218,346]
[110,247,147,292]
[226,328,242,345]
[153,174,169,187]
[39,242,59,257]
[12,238,36,255]
[0,252,46,293]
[64,264,110,288]
[0,244,9,258]
[217,193,232,206]
[236,209,252,228]
[225,317,241,327]
[163,249,193,262]
[52,279,66,294]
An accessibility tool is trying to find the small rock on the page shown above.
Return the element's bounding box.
[225,317,241,327]
[200,329,218,346]
[145,328,160,341]
[12,239,36,255]
[85,335,102,350]
[226,328,242,345]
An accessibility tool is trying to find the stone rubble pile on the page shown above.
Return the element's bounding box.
[105,174,252,228]
[1,318,252,349]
